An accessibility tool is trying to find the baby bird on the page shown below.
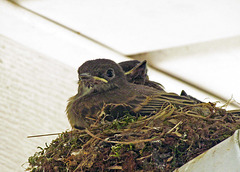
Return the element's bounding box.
[66,59,196,129]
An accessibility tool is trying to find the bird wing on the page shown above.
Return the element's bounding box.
[127,92,196,115]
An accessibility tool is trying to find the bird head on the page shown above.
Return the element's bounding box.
[77,59,127,97]
[119,60,148,85]
[119,60,164,90]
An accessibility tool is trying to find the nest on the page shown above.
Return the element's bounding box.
[27,102,240,172]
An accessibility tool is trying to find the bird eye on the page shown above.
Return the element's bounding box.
[106,68,115,78]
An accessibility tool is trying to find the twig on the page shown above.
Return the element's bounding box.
[166,121,183,134]
[27,132,62,138]
[85,128,159,145]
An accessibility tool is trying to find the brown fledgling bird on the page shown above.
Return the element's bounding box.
[119,60,165,91]
[119,60,202,104]
[66,59,196,129]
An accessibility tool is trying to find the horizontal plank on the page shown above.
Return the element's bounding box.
[0,0,129,69]
[12,0,240,54]
[132,36,240,108]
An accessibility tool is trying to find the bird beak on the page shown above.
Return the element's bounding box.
[79,73,91,80]
[77,73,108,97]
[79,73,108,83]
